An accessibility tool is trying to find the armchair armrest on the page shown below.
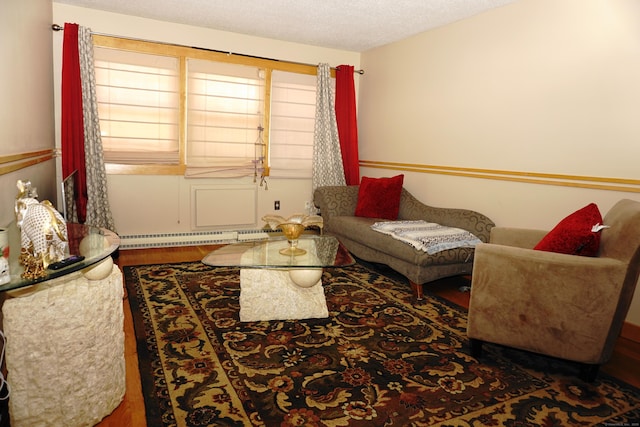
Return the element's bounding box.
[468,243,628,363]
[399,190,495,242]
[489,227,547,248]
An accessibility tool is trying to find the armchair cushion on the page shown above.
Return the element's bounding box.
[355,175,404,220]
[533,203,603,256]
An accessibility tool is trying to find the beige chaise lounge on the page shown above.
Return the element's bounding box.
[313,185,495,299]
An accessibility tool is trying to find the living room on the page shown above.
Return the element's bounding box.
[2,0,640,425]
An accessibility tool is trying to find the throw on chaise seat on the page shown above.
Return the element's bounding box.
[313,181,495,299]
[467,199,640,381]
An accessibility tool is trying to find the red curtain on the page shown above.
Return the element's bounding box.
[61,23,87,222]
[335,65,360,186]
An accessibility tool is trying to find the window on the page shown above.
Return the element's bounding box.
[94,47,180,165]
[92,35,328,178]
[269,71,317,179]
[186,60,265,178]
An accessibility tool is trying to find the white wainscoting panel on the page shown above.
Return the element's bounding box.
[192,184,257,228]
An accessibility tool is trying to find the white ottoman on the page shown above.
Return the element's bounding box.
[2,264,125,427]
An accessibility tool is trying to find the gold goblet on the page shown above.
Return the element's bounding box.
[278,223,307,256]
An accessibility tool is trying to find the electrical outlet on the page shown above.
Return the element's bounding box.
[274,200,280,210]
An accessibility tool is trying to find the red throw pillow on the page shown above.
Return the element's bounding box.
[534,203,603,256]
[354,175,404,220]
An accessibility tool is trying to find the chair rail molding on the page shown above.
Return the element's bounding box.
[360,160,640,194]
[0,150,55,176]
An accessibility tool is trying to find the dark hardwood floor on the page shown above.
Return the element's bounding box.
[97,245,640,426]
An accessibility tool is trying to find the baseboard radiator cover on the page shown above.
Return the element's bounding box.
[119,229,273,249]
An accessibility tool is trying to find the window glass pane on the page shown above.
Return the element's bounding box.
[94,47,180,164]
[186,60,265,177]
[269,70,317,178]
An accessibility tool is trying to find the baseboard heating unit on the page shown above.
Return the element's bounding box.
[119,229,273,250]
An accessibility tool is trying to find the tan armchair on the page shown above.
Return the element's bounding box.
[467,199,640,381]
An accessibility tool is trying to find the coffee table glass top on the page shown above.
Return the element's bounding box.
[202,235,355,269]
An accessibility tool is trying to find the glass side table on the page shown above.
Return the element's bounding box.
[0,221,120,293]
[0,221,124,426]
[202,235,355,322]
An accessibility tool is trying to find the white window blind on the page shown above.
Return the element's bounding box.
[269,71,317,179]
[186,60,265,178]
[93,47,180,164]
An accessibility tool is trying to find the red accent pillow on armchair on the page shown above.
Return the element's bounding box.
[534,203,603,256]
[354,175,404,220]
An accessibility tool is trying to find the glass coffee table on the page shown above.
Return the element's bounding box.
[202,235,354,321]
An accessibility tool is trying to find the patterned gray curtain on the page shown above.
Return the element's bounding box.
[78,26,116,231]
[312,63,345,194]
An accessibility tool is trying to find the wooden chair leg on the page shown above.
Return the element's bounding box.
[410,281,424,300]
[470,338,483,358]
[579,363,599,382]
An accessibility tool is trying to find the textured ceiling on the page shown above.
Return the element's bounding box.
[54,0,519,52]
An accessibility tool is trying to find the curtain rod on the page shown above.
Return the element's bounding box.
[51,24,364,75]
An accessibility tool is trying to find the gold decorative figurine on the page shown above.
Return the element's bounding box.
[15,180,68,278]
[262,214,323,256]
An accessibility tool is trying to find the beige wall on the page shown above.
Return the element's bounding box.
[359,0,640,325]
[359,0,640,224]
[52,3,361,237]
[0,0,56,228]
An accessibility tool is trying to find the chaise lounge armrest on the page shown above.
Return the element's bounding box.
[313,185,360,219]
[468,242,629,364]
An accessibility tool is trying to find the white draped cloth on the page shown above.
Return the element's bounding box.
[371,220,482,254]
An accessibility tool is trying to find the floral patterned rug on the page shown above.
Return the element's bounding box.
[124,261,640,426]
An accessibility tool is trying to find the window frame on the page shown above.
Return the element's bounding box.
[93,35,325,176]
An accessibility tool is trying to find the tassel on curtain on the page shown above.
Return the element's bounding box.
[61,23,116,231]
[312,63,346,193]
[335,65,360,186]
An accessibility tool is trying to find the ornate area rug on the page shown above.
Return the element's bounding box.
[124,262,640,426]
